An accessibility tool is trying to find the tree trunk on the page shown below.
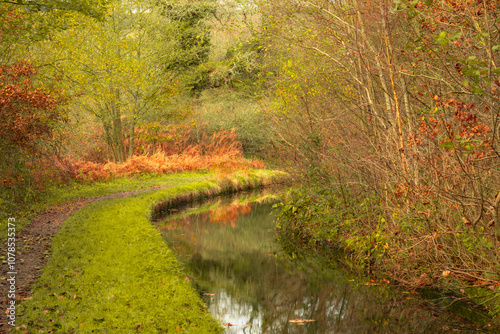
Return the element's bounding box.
[128,116,135,158]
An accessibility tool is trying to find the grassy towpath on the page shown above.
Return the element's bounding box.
[9,170,284,333]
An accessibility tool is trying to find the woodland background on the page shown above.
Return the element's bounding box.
[2,0,500,297]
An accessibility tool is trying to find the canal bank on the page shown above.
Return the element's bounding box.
[274,185,500,330]
[16,170,285,332]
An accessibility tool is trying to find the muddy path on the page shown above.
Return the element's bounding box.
[0,185,172,332]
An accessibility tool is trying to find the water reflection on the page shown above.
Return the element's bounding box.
[155,193,487,333]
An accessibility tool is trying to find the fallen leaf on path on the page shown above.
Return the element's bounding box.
[364,280,379,286]
[289,318,315,325]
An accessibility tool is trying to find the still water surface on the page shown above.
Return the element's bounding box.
[154,192,486,333]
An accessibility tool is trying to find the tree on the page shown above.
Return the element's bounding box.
[0,0,108,19]
[157,0,215,72]
[0,61,67,190]
[0,4,68,190]
[259,0,500,288]
[31,0,214,162]
[0,61,66,153]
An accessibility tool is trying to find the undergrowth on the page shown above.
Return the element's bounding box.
[58,129,265,183]
[275,183,500,326]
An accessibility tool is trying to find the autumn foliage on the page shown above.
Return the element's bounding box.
[59,129,264,183]
[0,60,68,193]
[263,0,500,297]
[0,61,66,154]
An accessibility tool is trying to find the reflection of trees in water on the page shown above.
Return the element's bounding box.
[157,200,255,258]
[259,270,343,333]
[209,203,252,227]
[189,248,434,333]
[157,202,252,230]
[259,272,477,334]
[159,198,483,333]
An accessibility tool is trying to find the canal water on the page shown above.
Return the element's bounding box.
[153,191,489,333]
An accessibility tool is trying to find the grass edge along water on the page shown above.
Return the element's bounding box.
[16,169,286,333]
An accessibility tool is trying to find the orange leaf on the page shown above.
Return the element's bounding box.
[289,318,315,325]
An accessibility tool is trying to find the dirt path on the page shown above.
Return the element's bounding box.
[0,186,172,332]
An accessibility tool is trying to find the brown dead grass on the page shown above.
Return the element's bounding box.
[1,129,264,203]
[66,129,264,183]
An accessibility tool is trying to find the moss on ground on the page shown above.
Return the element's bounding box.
[45,172,210,205]
[17,169,285,333]
[1,172,209,245]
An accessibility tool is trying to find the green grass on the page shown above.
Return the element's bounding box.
[17,169,286,332]
[45,172,209,205]
[0,172,209,245]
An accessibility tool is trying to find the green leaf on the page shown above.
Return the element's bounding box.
[436,31,449,46]
[440,141,454,149]
[472,84,483,95]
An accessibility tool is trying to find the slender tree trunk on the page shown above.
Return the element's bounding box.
[354,0,392,122]
[111,89,125,162]
[103,120,118,162]
[382,4,407,178]
[128,116,135,158]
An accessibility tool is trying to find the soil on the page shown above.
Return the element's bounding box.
[0,186,171,332]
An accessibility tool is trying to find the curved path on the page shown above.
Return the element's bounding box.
[0,185,171,331]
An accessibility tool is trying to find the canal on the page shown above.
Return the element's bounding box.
[153,190,488,333]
